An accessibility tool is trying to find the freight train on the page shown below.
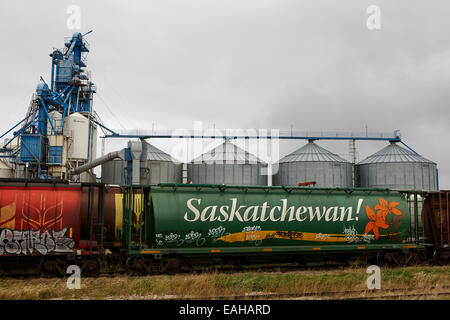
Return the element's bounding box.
[0,179,448,276]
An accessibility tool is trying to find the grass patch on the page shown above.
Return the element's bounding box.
[0,266,448,300]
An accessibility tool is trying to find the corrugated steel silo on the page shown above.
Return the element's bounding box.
[101,141,182,185]
[187,140,268,185]
[140,141,182,184]
[273,142,353,187]
[357,142,437,191]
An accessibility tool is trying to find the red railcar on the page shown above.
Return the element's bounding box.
[0,183,82,255]
[0,180,122,275]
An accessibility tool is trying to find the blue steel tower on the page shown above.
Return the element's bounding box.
[1,31,97,180]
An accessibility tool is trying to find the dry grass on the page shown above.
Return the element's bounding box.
[0,266,448,300]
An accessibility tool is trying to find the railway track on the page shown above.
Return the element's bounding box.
[0,260,444,278]
[190,286,450,300]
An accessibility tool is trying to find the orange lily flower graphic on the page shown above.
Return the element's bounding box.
[365,198,403,240]
[374,198,402,218]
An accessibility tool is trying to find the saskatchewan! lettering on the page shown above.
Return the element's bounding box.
[184,198,362,223]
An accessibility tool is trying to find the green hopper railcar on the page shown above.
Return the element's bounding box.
[121,184,426,274]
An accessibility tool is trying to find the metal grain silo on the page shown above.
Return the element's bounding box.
[101,141,182,185]
[140,141,182,184]
[273,142,353,187]
[187,140,268,185]
[357,142,437,191]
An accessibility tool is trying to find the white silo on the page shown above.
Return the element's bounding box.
[64,112,90,161]
[63,112,97,182]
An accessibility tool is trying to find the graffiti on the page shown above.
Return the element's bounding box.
[265,231,303,241]
[182,231,206,246]
[155,233,164,246]
[315,233,330,241]
[246,233,263,241]
[276,231,302,240]
[242,225,261,232]
[362,233,375,243]
[218,230,349,243]
[159,231,206,247]
[343,226,359,243]
[207,226,227,243]
[164,233,181,244]
[242,226,262,245]
[0,227,74,255]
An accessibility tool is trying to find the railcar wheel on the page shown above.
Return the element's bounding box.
[405,252,420,266]
[41,259,56,277]
[142,258,154,274]
[432,250,449,265]
[40,258,67,277]
[388,253,404,267]
[125,256,144,276]
[83,259,101,277]
[164,258,181,275]
[378,252,420,267]
[376,252,390,267]
[377,252,399,267]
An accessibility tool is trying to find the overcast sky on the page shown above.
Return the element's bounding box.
[0,1,449,187]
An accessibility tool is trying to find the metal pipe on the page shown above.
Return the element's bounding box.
[61,86,75,129]
[90,118,118,136]
[103,134,404,142]
[50,60,55,92]
[436,168,439,190]
[0,116,28,140]
[3,120,35,148]
[38,98,55,134]
[128,141,142,185]
[66,40,77,58]
[414,193,418,244]
[70,148,125,175]
[399,140,419,155]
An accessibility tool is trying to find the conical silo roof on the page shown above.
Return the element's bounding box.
[143,141,176,161]
[279,142,350,163]
[358,143,435,165]
[191,140,265,163]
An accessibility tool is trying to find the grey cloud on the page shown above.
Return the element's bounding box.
[0,0,449,187]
